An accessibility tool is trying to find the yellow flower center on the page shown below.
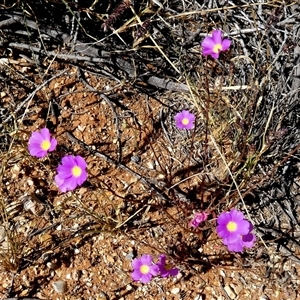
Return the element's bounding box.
[182,118,189,125]
[72,166,82,177]
[41,140,51,151]
[226,221,237,232]
[213,43,222,53]
[140,265,150,274]
[165,263,172,271]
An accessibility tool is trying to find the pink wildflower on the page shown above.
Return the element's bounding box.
[189,211,209,228]
[216,209,250,244]
[131,254,159,284]
[28,128,57,158]
[174,110,195,130]
[201,30,231,59]
[55,155,87,192]
[156,255,179,278]
[223,223,256,252]
[217,209,256,252]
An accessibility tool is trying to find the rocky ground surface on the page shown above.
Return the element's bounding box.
[0,1,300,299]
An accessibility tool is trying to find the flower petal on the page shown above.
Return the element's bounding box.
[223,232,240,244]
[34,150,48,158]
[212,30,222,44]
[55,174,68,192]
[184,121,194,130]
[39,128,51,140]
[201,37,215,49]
[217,212,231,225]
[61,155,76,166]
[150,264,159,276]
[29,142,42,154]
[76,169,88,185]
[169,268,179,276]
[139,273,152,283]
[216,226,230,239]
[140,254,152,265]
[242,233,256,248]
[221,39,231,51]
[226,240,244,252]
[236,219,251,235]
[229,208,243,219]
[210,52,220,59]
[131,269,142,281]
[29,131,43,142]
[49,138,57,151]
[75,155,87,169]
[65,176,79,191]
[56,165,73,178]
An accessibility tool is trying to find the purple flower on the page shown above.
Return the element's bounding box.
[201,30,231,59]
[224,232,256,252]
[28,128,57,158]
[216,209,250,244]
[242,231,256,248]
[156,255,179,278]
[189,211,209,228]
[131,254,159,283]
[217,209,256,252]
[55,155,87,192]
[174,110,195,130]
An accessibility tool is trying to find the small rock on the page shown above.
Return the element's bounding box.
[46,262,59,270]
[171,287,180,294]
[146,161,155,169]
[125,252,134,260]
[131,155,140,163]
[52,280,67,293]
[97,292,108,300]
[56,224,62,230]
[27,178,34,186]
[106,255,115,263]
